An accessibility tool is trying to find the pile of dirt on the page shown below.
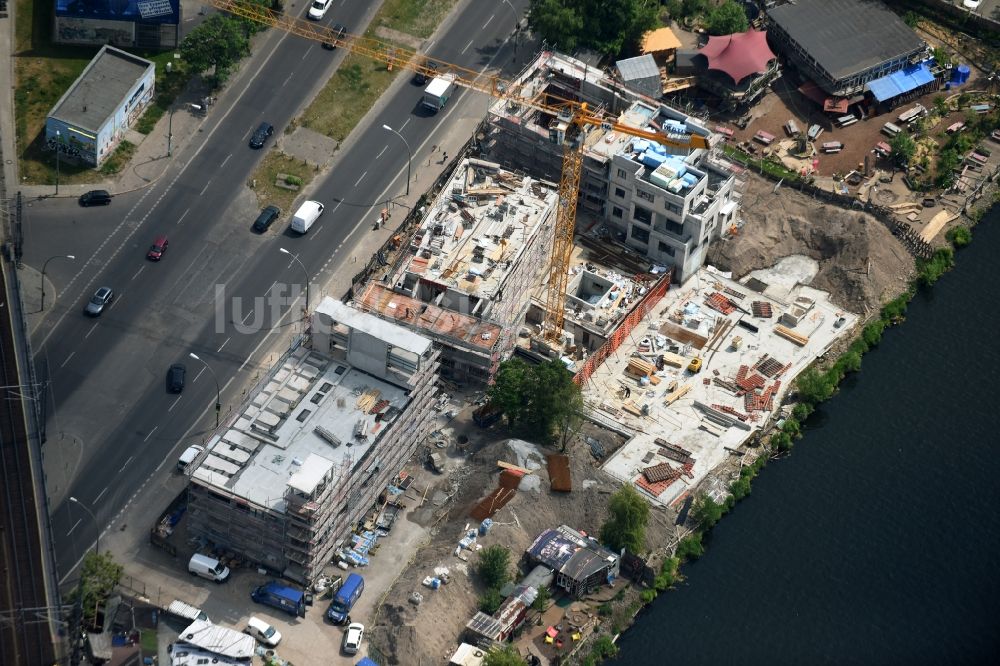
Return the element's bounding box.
[709,175,915,314]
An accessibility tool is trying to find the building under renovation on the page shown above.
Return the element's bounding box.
[185,298,439,582]
[355,158,557,384]
[486,50,741,283]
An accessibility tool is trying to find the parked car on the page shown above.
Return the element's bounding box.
[342,622,364,655]
[84,286,114,316]
[308,0,332,20]
[168,363,186,393]
[249,122,274,149]
[79,190,111,206]
[147,235,169,261]
[413,60,439,86]
[244,616,282,647]
[323,23,347,50]
[176,444,204,472]
[252,205,281,233]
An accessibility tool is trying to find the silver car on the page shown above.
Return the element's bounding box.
[85,286,114,316]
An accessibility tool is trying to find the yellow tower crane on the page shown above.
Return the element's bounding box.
[207,0,710,342]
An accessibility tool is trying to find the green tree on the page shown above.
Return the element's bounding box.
[477,545,512,590]
[675,533,704,561]
[531,584,552,611]
[706,0,748,35]
[682,0,708,18]
[692,494,725,529]
[936,148,960,187]
[527,0,657,57]
[663,0,683,19]
[933,95,949,116]
[180,15,250,86]
[600,484,650,553]
[487,359,584,447]
[796,367,836,405]
[66,551,123,622]
[479,587,504,614]
[482,644,527,666]
[889,132,916,166]
[946,226,972,247]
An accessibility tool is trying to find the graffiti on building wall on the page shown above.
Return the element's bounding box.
[56,17,135,45]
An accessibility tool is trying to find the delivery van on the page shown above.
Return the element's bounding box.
[251,581,307,617]
[188,553,230,583]
[291,200,324,233]
[326,573,364,624]
[421,73,456,112]
[167,600,210,623]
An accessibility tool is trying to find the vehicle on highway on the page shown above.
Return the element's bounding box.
[84,286,114,316]
[342,622,364,655]
[326,572,364,624]
[245,616,282,647]
[322,23,347,50]
[79,189,111,206]
[251,581,307,617]
[168,363,186,393]
[177,444,204,472]
[291,200,324,233]
[147,235,169,261]
[413,60,439,85]
[252,205,281,233]
[249,122,274,149]
[421,73,456,112]
[188,553,230,583]
[307,0,332,20]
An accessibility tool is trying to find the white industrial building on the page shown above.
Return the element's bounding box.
[46,45,154,167]
[185,298,439,582]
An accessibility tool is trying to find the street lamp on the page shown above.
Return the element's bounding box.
[382,124,412,196]
[502,0,520,53]
[189,352,221,428]
[279,247,310,313]
[68,496,99,556]
[40,254,75,311]
[55,130,61,195]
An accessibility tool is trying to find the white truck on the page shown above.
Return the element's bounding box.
[422,73,456,113]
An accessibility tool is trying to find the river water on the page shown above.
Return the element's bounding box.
[608,210,1000,665]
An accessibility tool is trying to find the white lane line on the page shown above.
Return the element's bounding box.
[94,486,109,503]
[66,519,81,537]
[312,225,324,240]
[177,207,191,224]
[483,14,494,29]
[376,145,388,159]
[241,309,255,324]
[84,322,99,339]
[194,366,206,383]
[119,456,134,473]
[217,337,231,353]
[462,39,474,54]
[400,117,410,131]
[143,426,158,442]
[199,180,212,195]
[220,153,232,168]
[168,395,182,412]
[131,265,145,281]
[332,201,342,212]
[60,351,75,368]
[354,171,367,186]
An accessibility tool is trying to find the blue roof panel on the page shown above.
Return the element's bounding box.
[868,63,935,102]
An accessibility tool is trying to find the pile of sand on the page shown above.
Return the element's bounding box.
[709,175,915,315]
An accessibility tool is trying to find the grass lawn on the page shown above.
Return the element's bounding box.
[377,0,459,39]
[250,152,319,213]
[99,141,137,176]
[139,629,158,654]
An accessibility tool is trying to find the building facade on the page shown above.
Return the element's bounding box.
[46,45,154,167]
[54,0,180,48]
[186,299,439,582]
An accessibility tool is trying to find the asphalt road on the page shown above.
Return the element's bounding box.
[24,0,530,579]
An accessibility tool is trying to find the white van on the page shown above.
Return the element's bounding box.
[882,122,902,137]
[167,600,210,623]
[307,0,332,20]
[177,444,204,472]
[188,553,230,583]
[291,200,324,234]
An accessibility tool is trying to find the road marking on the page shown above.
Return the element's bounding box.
[178,207,191,224]
[60,351,75,368]
[119,456,134,473]
[168,395,182,412]
[462,39,474,54]
[241,309,256,324]
[217,337,231,353]
[94,486,108,503]
[143,426,158,442]
[199,180,213,195]
[312,225,324,240]
[483,15,494,29]
[376,145,388,159]
[66,519,81,537]
[400,117,411,131]
[332,201,342,212]
[302,44,315,60]
[194,366,206,383]
[354,171,367,186]
[131,265,145,281]
[84,322,99,339]
[220,153,232,168]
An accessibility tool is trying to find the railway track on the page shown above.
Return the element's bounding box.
[0,263,55,665]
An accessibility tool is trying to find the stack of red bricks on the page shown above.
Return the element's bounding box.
[712,403,751,421]
[743,379,782,413]
[706,292,735,314]
[735,365,766,392]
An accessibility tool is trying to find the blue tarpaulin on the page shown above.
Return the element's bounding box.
[868,63,936,102]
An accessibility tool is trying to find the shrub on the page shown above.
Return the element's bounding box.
[676,533,704,562]
[284,174,303,186]
[791,402,813,422]
[946,226,972,248]
[477,545,511,590]
[478,588,503,614]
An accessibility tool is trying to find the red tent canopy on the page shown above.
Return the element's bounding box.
[698,29,776,85]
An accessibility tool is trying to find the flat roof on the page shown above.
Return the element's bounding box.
[401,159,557,299]
[190,345,410,508]
[767,0,924,81]
[49,45,153,132]
[592,260,859,506]
[315,298,432,355]
[177,620,255,659]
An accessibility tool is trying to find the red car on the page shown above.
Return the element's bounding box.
[147,235,169,261]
